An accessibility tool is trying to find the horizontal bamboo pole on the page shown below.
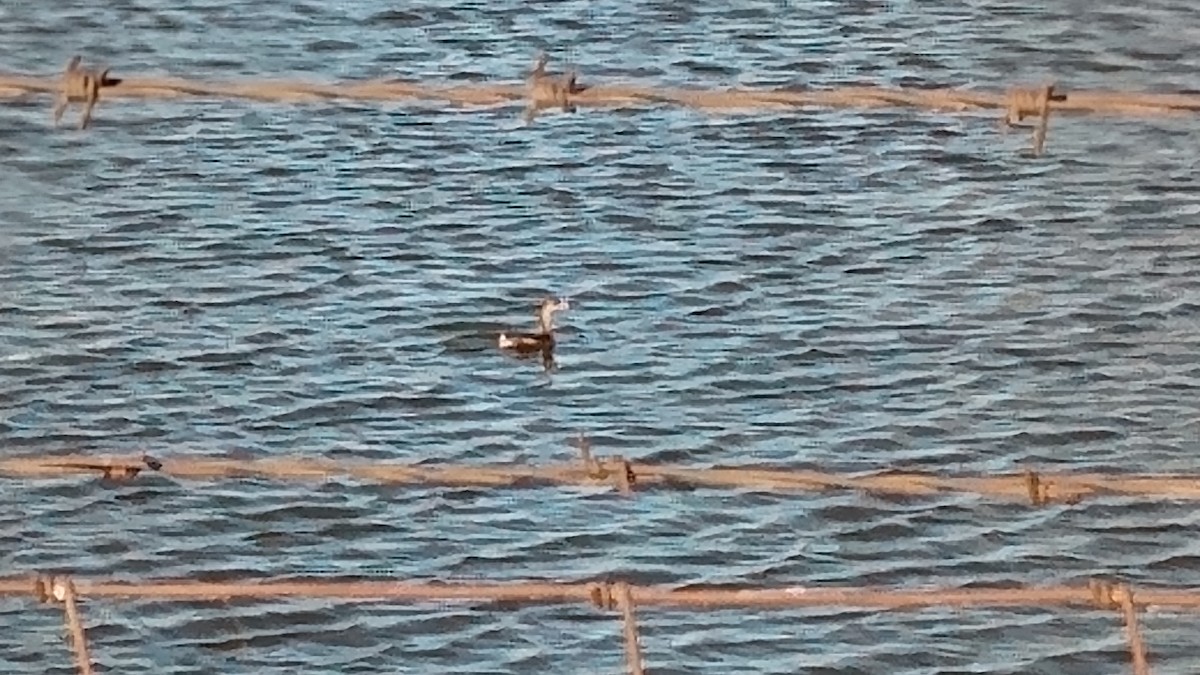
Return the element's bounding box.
[9,575,1172,674]
[3,453,1200,505]
[4,69,1200,117]
[2,575,1199,611]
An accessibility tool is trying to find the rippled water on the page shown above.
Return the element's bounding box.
[3,0,1200,673]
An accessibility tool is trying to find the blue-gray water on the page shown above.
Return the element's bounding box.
[2,0,1200,673]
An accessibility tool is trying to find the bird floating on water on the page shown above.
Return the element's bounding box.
[498,297,570,353]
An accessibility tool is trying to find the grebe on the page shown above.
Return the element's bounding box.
[498,297,570,353]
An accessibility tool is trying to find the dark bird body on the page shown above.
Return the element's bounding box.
[498,297,570,353]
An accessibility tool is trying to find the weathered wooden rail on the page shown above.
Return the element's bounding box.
[7,52,1200,155]
[3,574,1179,675]
[4,450,1200,506]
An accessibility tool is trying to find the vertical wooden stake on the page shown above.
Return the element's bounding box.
[1032,84,1054,157]
[58,579,95,675]
[1023,469,1047,506]
[614,582,646,675]
[1113,584,1151,675]
[577,434,599,477]
[611,456,634,496]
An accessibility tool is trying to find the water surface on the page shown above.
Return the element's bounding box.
[2,0,1200,673]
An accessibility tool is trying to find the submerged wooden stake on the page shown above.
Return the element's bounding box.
[1113,584,1151,675]
[573,436,636,496]
[1090,579,1152,675]
[58,579,95,675]
[610,455,635,496]
[52,55,121,130]
[1002,82,1063,157]
[523,51,585,123]
[1032,84,1055,157]
[615,582,646,675]
[577,434,600,477]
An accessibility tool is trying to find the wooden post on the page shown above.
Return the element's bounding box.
[577,434,600,477]
[50,577,95,675]
[610,456,634,496]
[615,582,646,675]
[1113,584,1151,675]
[1031,83,1055,157]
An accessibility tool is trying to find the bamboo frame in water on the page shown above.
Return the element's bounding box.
[4,452,1200,506]
[3,70,1199,117]
[0,575,1171,675]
